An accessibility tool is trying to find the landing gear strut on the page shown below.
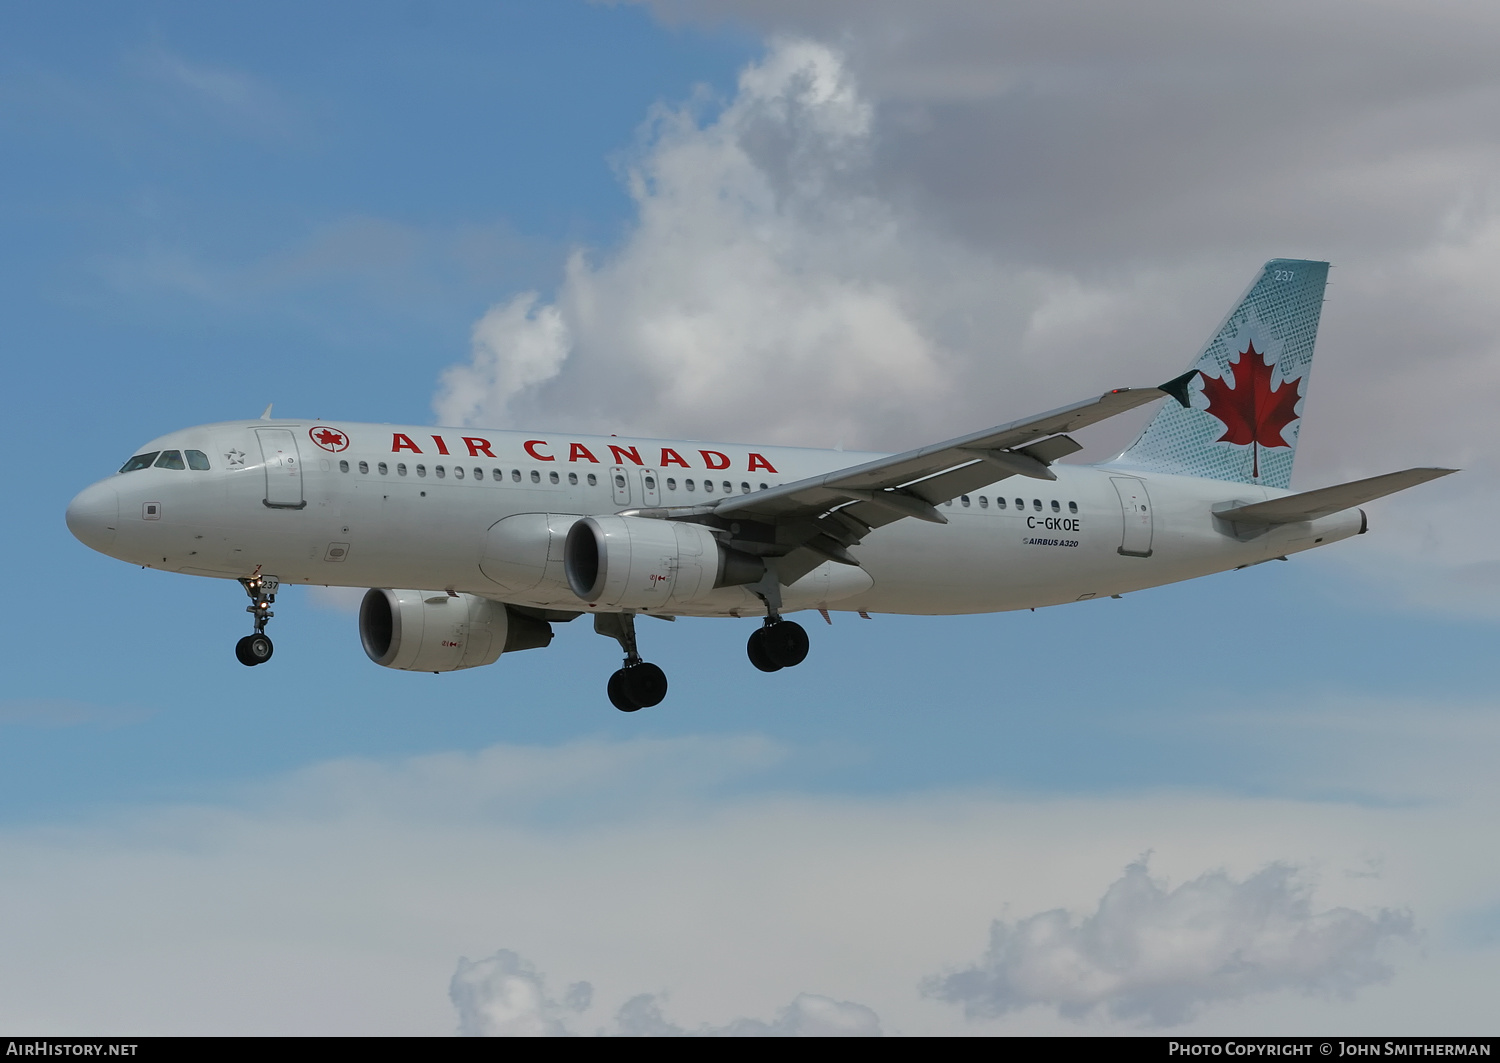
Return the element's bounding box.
[235,571,278,667]
[595,611,668,712]
[746,572,809,672]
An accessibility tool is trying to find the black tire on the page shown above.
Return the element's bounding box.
[621,662,668,708]
[761,620,809,668]
[235,633,274,667]
[747,628,782,672]
[608,669,641,712]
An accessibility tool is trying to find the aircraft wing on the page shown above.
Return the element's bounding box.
[670,376,1193,579]
[1213,467,1457,525]
[714,382,1182,527]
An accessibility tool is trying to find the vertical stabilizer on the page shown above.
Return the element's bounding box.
[1114,259,1329,489]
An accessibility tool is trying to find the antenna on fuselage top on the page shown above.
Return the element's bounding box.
[260,404,273,420]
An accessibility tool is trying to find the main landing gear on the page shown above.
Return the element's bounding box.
[747,618,809,672]
[234,571,279,667]
[746,572,809,673]
[595,612,668,712]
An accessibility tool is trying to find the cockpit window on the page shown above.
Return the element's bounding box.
[185,450,211,471]
[154,450,186,470]
[119,452,160,473]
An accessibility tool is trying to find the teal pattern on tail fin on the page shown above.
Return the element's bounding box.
[1115,259,1329,489]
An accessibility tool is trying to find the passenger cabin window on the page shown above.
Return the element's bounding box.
[492,469,502,481]
[740,482,750,494]
[587,473,597,486]
[339,460,350,473]
[119,452,160,473]
[1051,500,1060,512]
[474,467,483,480]
[703,480,715,493]
[613,473,626,489]
[979,496,988,508]
[568,472,578,485]
[453,466,464,479]
[1069,501,1078,513]
[961,495,971,507]
[644,475,657,490]
[416,464,427,477]
[549,471,559,484]
[378,462,388,475]
[512,470,522,482]
[723,481,732,493]
[759,483,769,491]
[686,479,696,491]
[154,450,185,470]
[1014,498,1024,509]
[530,470,540,483]
[185,450,211,471]
[666,478,677,491]
[397,463,407,476]
[436,465,446,478]
[1032,499,1042,511]
[359,461,369,474]
[997,497,1007,509]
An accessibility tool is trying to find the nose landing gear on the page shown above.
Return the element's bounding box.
[595,611,668,712]
[234,572,279,667]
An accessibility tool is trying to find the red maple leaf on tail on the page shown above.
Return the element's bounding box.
[1197,340,1300,479]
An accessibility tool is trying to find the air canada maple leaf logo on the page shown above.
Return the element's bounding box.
[1198,340,1300,479]
[308,426,350,452]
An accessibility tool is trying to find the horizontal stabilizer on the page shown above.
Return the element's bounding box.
[1215,467,1457,525]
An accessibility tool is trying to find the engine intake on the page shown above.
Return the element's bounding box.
[359,589,553,672]
[564,515,764,610]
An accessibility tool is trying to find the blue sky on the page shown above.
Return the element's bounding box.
[4,0,1499,1036]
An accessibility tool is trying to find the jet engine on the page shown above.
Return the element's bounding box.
[359,589,553,672]
[564,515,765,610]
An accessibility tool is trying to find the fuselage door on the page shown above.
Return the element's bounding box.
[640,468,661,507]
[1110,476,1153,557]
[257,428,306,510]
[609,465,631,507]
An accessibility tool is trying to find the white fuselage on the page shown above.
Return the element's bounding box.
[66,419,1362,618]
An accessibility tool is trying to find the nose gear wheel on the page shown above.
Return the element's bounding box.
[235,571,279,667]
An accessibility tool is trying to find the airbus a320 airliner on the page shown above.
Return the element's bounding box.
[67,261,1453,710]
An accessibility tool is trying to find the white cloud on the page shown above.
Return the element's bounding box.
[451,948,879,1036]
[0,728,1492,1035]
[610,989,880,1036]
[432,8,1500,611]
[923,859,1414,1027]
[450,949,590,1036]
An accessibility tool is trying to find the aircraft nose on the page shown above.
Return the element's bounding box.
[66,481,119,555]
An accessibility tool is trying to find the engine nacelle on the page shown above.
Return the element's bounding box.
[564,515,764,610]
[359,589,553,672]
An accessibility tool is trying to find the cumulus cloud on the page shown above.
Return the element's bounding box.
[924,859,1415,1027]
[450,949,591,1036]
[451,948,879,1036]
[434,38,974,448]
[0,731,1485,1034]
[611,989,880,1036]
[435,5,1500,611]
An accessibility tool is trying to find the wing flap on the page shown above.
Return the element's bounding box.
[1215,467,1457,525]
[714,385,1168,524]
